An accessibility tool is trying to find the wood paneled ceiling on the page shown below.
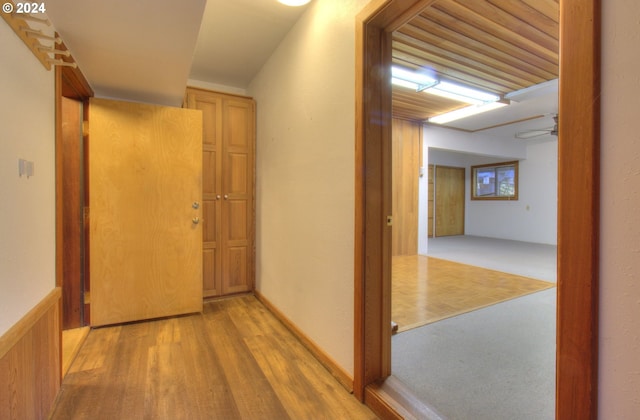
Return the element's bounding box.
[392,0,559,123]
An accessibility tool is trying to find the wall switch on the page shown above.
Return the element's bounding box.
[18,159,34,178]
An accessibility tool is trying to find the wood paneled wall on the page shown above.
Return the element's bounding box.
[392,118,422,256]
[0,288,61,419]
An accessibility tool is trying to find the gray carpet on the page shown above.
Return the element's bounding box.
[425,235,557,283]
[392,235,557,419]
[392,288,556,420]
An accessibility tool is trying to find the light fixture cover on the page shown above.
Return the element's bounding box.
[391,66,437,91]
[278,0,311,6]
[428,101,508,124]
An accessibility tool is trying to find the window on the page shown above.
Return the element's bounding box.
[471,161,518,200]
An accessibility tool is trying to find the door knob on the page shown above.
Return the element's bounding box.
[224,194,229,200]
[216,195,221,200]
[192,217,200,224]
[192,201,200,209]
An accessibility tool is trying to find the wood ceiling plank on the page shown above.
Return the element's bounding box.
[403,15,557,81]
[521,0,559,23]
[437,0,558,64]
[486,0,558,40]
[423,7,558,75]
[396,24,551,86]
[393,40,525,93]
[452,0,558,51]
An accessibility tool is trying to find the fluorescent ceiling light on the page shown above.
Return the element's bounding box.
[278,0,311,6]
[391,66,437,91]
[428,101,508,124]
[391,66,499,104]
[426,81,500,105]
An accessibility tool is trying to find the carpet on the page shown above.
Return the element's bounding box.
[392,288,556,420]
[392,255,555,332]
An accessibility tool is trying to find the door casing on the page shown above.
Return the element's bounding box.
[354,1,600,419]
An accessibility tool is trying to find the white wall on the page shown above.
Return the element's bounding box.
[599,0,640,416]
[466,140,557,244]
[247,0,369,376]
[0,23,56,336]
[423,125,558,245]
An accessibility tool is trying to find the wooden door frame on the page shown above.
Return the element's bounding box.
[354,1,600,419]
[55,55,93,326]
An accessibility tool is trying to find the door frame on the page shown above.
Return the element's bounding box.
[354,1,600,419]
[55,57,94,326]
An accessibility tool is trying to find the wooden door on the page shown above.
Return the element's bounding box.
[221,98,255,294]
[435,166,465,237]
[391,118,421,256]
[89,98,203,326]
[186,90,223,297]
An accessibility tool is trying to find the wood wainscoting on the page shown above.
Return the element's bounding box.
[0,288,62,419]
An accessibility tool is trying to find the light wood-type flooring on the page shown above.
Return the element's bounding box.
[392,255,555,332]
[50,295,377,420]
[62,326,90,377]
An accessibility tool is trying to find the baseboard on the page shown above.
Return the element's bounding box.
[0,287,62,419]
[253,290,354,393]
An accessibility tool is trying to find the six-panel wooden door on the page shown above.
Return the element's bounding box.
[89,98,203,326]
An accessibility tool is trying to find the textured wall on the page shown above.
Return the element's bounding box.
[599,0,640,417]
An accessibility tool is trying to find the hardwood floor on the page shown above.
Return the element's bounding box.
[62,326,90,377]
[392,255,555,332]
[50,296,377,420]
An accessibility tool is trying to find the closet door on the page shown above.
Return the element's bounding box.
[221,98,255,294]
[186,90,223,298]
[185,88,255,297]
[89,98,203,326]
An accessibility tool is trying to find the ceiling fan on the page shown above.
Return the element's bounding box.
[515,114,558,139]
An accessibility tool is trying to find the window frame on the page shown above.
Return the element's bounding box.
[471,160,519,200]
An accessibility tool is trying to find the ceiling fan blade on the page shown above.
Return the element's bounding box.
[515,126,555,139]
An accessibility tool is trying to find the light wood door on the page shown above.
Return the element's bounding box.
[391,118,421,256]
[435,165,465,237]
[89,98,203,326]
[185,88,255,298]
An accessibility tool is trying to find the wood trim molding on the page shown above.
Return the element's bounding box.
[556,0,601,418]
[0,287,62,359]
[355,0,600,418]
[365,376,445,420]
[254,291,354,393]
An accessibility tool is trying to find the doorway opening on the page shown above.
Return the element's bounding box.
[354,1,600,418]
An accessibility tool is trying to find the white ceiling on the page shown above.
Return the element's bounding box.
[44,0,556,141]
[46,0,308,106]
[190,0,309,88]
